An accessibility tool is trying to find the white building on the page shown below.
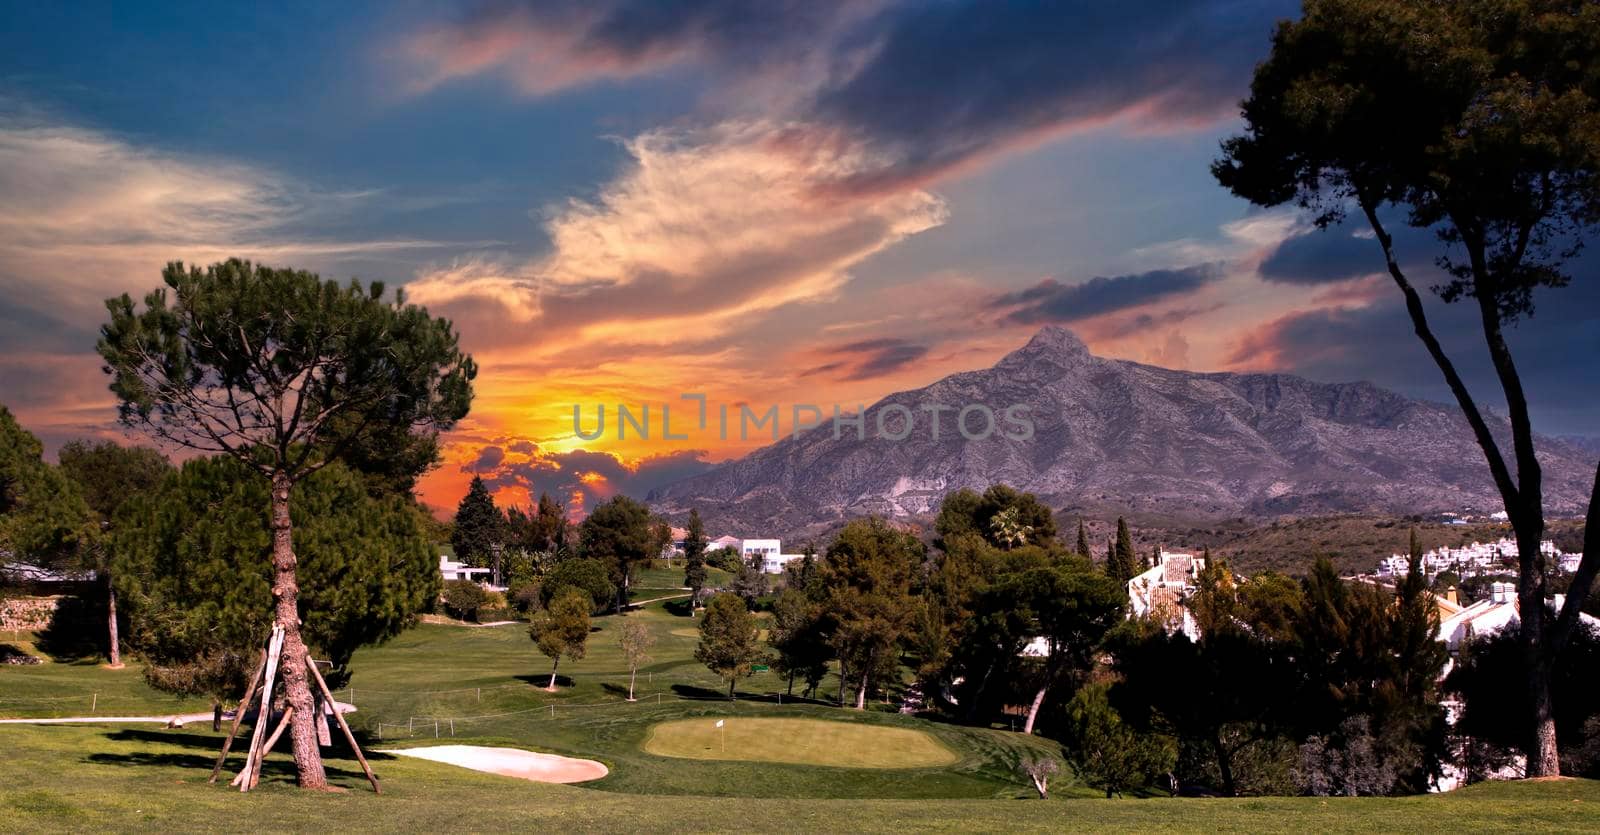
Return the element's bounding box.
[739,538,780,563]
[439,553,492,585]
[1376,537,1568,580]
[760,553,809,575]
[1431,584,1600,792]
[1127,550,1206,641]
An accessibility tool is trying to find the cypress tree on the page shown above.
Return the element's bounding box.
[1075,519,1091,559]
[1107,517,1139,585]
[683,508,708,603]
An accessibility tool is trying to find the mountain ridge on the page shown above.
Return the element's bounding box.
[650,326,1595,539]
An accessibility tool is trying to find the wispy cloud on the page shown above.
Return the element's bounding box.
[406,120,948,346]
[0,116,478,444]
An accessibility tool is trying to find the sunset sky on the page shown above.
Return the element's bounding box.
[2,1,1596,517]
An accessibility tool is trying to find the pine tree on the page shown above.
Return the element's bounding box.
[818,518,923,709]
[683,508,708,602]
[0,406,94,576]
[57,440,172,667]
[1075,519,1091,559]
[696,592,764,698]
[529,589,590,690]
[451,476,504,574]
[579,495,661,613]
[99,260,474,789]
[114,456,439,690]
[768,586,830,697]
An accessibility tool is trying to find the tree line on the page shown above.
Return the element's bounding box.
[675,486,1600,797]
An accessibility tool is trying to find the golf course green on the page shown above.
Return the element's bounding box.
[642,717,960,768]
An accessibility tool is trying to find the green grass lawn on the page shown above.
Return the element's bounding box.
[0,631,209,719]
[6,599,1600,830]
[643,717,960,768]
[3,724,1599,833]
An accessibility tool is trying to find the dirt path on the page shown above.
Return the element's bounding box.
[629,592,691,607]
[0,702,354,725]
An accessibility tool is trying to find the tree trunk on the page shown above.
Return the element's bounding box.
[628,667,637,701]
[1512,515,1560,776]
[548,657,560,690]
[213,701,222,733]
[1213,733,1236,797]
[786,669,795,697]
[728,677,736,699]
[1022,683,1048,735]
[964,659,997,723]
[269,470,328,790]
[1362,204,1566,777]
[105,574,122,668]
[1529,658,1559,777]
[855,671,869,710]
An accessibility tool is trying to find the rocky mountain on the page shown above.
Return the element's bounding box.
[650,327,1596,538]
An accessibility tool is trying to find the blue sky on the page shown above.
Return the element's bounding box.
[2,0,1594,511]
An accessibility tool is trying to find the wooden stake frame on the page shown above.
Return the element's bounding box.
[207,624,381,794]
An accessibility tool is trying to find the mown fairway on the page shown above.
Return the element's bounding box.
[642,717,960,768]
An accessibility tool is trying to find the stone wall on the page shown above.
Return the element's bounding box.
[0,596,59,632]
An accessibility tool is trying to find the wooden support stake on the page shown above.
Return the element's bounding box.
[238,626,284,792]
[314,687,332,748]
[246,706,295,790]
[306,656,381,794]
[209,649,268,783]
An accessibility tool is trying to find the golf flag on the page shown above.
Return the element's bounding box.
[715,720,725,728]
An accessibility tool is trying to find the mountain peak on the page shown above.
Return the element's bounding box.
[1022,325,1089,354]
[999,326,1092,370]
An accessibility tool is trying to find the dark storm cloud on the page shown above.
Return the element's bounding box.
[409,1,1297,190]
[806,0,1298,193]
[990,264,1219,325]
[1260,223,1444,285]
[803,338,930,381]
[407,0,884,94]
[465,442,715,513]
[1228,255,1600,437]
[462,444,506,473]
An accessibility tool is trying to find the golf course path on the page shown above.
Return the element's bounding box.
[0,702,355,725]
[629,592,691,607]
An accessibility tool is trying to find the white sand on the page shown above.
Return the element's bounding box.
[380,745,608,783]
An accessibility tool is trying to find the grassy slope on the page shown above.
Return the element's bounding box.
[6,597,1600,830]
[2,724,1598,833]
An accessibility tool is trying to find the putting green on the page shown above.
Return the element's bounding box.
[642,717,960,769]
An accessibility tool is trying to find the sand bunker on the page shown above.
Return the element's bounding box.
[381,745,607,783]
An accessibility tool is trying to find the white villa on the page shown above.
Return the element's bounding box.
[704,534,741,553]
[438,553,492,585]
[664,531,803,574]
[1376,537,1568,580]
[1127,550,1207,640]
